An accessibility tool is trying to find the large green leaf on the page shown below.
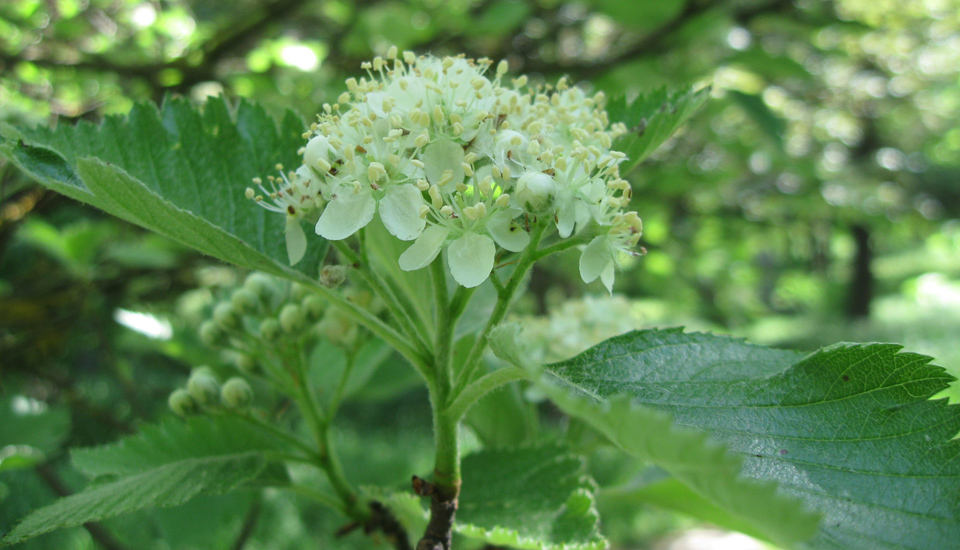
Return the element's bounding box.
[0,97,327,279]
[71,415,294,478]
[0,415,295,546]
[0,453,265,546]
[608,86,711,173]
[455,445,606,550]
[544,328,960,550]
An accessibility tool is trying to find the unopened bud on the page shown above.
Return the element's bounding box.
[259,318,281,341]
[169,389,200,417]
[303,295,326,321]
[234,354,258,374]
[199,320,227,347]
[220,377,253,410]
[187,369,220,407]
[213,302,241,330]
[515,171,557,214]
[244,273,276,303]
[231,288,259,315]
[279,304,306,333]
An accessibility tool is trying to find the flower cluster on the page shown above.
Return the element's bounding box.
[249,48,642,290]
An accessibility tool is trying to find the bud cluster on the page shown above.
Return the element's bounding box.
[168,366,254,416]
[250,48,643,291]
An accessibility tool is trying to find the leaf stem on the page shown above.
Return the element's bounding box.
[452,219,549,395]
[443,366,529,423]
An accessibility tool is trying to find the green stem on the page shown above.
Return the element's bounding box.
[334,240,432,356]
[431,260,453,392]
[317,421,368,520]
[229,412,318,461]
[282,485,348,515]
[305,281,431,381]
[443,366,529,423]
[533,232,592,260]
[452,219,549,394]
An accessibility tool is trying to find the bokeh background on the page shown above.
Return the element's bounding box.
[2,0,960,549]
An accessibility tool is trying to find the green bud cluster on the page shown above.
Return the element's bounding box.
[168,367,255,415]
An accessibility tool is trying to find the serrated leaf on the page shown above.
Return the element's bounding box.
[0,97,327,279]
[608,86,711,173]
[0,453,265,546]
[544,328,960,550]
[455,445,606,550]
[71,415,293,478]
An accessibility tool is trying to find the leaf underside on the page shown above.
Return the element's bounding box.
[0,96,327,279]
[544,328,960,550]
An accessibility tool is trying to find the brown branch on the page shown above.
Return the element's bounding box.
[35,464,132,550]
[412,476,458,550]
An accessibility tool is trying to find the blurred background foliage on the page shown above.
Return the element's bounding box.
[2,0,960,548]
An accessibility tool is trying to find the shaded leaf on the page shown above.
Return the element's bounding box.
[545,328,960,550]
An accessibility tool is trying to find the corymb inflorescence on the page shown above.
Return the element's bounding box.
[249,47,642,291]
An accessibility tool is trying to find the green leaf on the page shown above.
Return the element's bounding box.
[0,97,327,280]
[727,90,787,151]
[544,328,960,550]
[0,453,265,546]
[71,415,293,478]
[608,86,711,173]
[455,445,606,550]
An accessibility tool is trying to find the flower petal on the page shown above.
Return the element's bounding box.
[487,211,530,252]
[556,201,576,238]
[380,185,426,241]
[315,191,376,240]
[447,232,496,288]
[423,138,465,187]
[285,218,307,266]
[579,235,612,284]
[399,225,450,271]
[600,262,615,294]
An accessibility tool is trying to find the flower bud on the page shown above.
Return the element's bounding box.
[169,388,200,417]
[515,171,556,214]
[318,309,357,347]
[303,295,326,321]
[279,304,306,333]
[187,369,220,407]
[230,288,260,315]
[199,320,227,347]
[290,283,310,302]
[213,302,241,330]
[320,265,347,288]
[243,272,276,303]
[234,354,258,375]
[259,318,281,341]
[220,377,253,410]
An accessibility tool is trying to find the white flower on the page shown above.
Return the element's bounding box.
[250,49,642,285]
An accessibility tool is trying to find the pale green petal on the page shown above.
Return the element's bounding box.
[285,218,307,266]
[448,232,496,288]
[399,225,450,271]
[487,211,530,252]
[600,262,615,294]
[315,191,375,240]
[423,138,465,187]
[556,202,576,238]
[380,184,426,241]
[579,235,612,284]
